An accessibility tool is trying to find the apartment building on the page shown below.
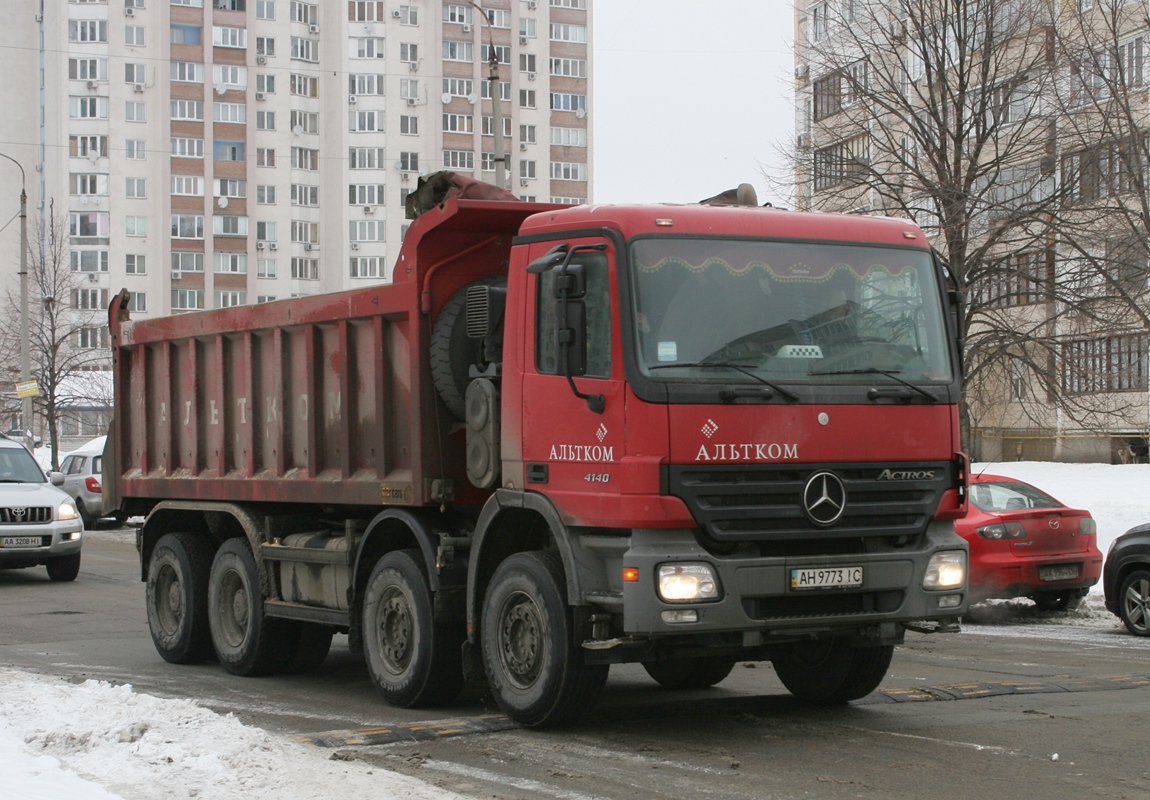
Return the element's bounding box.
[0,0,591,332]
[793,0,1150,463]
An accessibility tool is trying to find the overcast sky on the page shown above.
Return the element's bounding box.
[591,1,796,207]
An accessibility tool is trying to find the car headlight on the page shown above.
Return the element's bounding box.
[923,551,966,590]
[57,501,79,521]
[657,563,720,603]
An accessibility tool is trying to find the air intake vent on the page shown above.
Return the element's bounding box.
[465,283,492,338]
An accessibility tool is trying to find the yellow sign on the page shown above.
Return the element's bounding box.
[15,381,39,399]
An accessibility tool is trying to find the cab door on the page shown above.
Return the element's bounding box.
[519,236,626,525]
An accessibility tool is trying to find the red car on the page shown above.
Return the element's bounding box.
[958,474,1103,610]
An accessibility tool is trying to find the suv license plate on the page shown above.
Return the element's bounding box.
[1039,564,1080,582]
[0,536,41,548]
[790,566,863,590]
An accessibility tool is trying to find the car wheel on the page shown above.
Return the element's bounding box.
[643,656,737,690]
[362,549,465,707]
[1119,569,1150,636]
[77,501,95,530]
[46,552,81,582]
[207,537,294,676]
[481,551,608,727]
[769,639,893,704]
[146,532,213,663]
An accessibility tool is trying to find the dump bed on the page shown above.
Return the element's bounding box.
[107,197,558,514]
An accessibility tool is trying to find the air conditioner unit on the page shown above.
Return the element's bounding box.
[87,272,97,282]
[133,84,145,93]
[349,95,357,104]
[406,97,416,106]
[350,242,359,250]
[408,61,418,71]
[255,91,266,100]
[86,80,98,90]
[527,71,536,81]
[795,64,809,81]
[519,36,528,45]
[364,206,374,214]
[171,271,183,280]
[304,243,315,251]
[519,143,527,151]
[797,132,811,149]
[269,242,278,250]
[462,24,472,32]
[520,179,529,187]
[257,55,267,64]
[309,24,319,34]
[256,241,265,249]
[125,7,135,16]
[392,9,401,17]
[527,0,537,8]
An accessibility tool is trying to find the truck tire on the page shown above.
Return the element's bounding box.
[643,656,736,690]
[146,532,213,664]
[770,639,893,704]
[481,551,608,727]
[46,552,82,582]
[362,549,465,707]
[430,276,506,420]
[207,538,293,677]
[284,623,334,674]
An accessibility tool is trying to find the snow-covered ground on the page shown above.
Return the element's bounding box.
[3,461,1146,798]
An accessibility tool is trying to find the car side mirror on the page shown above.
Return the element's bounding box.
[50,472,65,486]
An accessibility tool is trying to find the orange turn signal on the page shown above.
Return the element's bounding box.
[623,567,640,582]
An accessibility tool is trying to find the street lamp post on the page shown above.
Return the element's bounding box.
[0,153,31,440]
[464,1,509,191]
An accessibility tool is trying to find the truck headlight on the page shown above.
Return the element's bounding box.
[923,551,966,590]
[58,501,79,521]
[657,563,720,603]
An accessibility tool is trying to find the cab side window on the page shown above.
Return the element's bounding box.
[535,252,612,378]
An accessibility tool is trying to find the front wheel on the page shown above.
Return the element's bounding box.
[46,552,81,582]
[1119,570,1150,636]
[770,639,893,704]
[362,549,464,707]
[643,657,736,690]
[481,551,608,728]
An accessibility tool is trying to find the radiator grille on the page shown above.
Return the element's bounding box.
[0,507,53,524]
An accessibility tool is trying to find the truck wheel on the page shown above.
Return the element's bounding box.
[362,549,465,707]
[481,551,608,727]
[1119,569,1150,636]
[430,276,506,420]
[284,623,334,674]
[146,532,213,664]
[770,639,893,704]
[643,656,736,690]
[207,538,293,677]
[46,552,82,582]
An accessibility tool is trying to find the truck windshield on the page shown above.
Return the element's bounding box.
[630,238,952,384]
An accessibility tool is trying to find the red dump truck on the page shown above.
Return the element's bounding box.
[108,174,969,727]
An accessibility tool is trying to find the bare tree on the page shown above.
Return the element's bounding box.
[2,213,112,469]
[784,0,1150,457]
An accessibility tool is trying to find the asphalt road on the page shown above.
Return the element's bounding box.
[4,529,1150,800]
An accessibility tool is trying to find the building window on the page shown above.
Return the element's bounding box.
[290,73,318,97]
[257,185,277,204]
[125,101,147,122]
[172,175,204,195]
[126,215,147,236]
[171,214,205,239]
[215,0,247,10]
[550,93,586,113]
[125,63,146,84]
[256,110,276,130]
[69,58,106,81]
[69,212,110,238]
[972,250,1048,308]
[70,173,106,196]
[813,136,868,191]
[485,8,510,28]
[171,24,202,45]
[1063,334,1149,394]
[349,220,385,241]
[399,5,418,25]
[214,103,247,123]
[443,150,474,170]
[349,74,385,95]
[810,2,828,42]
[520,160,536,179]
[125,139,146,160]
[400,42,418,63]
[352,38,385,59]
[256,0,274,18]
[257,295,276,304]
[171,137,205,158]
[126,292,147,313]
[289,0,317,23]
[69,21,108,43]
[214,140,244,161]
[291,183,319,206]
[172,252,205,272]
[213,64,247,89]
[519,89,536,109]
[257,148,277,167]
[481,81,512,101]
[215,178,246,198]
[350,110,385,132]
[550,161,588,181]
[70,136,108,158]
[349,184,384,205]
[349,1,385,21]
[551,127,586,147]
[212,26,247,48]
[74,288,110,311]
[256,36,275,56]
[443,77,473,98]
[444,4,472,24]
[70,96,109,120]
[350,256,383,278]
[70,250,110,272]
[549,59,586,80]
[480,44,511,65]
[213,215,249,236]
[214,252,247,273]
[551,196,586,205]
[256,221,277,241]
[172,289,205,311]
[291,36,318,62]
[443,113,473,133]
[170,99,203,120]
[398,151,419,172]
[481,116,512,137]
[290,220,319,243]
[257,258,277,278]
[400,115,418,135]
[443,41,473,63]
[126,254,146,275]
[125,25,145,46]
[400,79,419,100]
[349,147,385,168]
[549,23,586,43]
[256,73,275,94]
[291,257,319,279]
[290,147,318,170]
[77,326,110,349]
[126,178,146,198]
[290,110,319,134]
[215,291,246,308]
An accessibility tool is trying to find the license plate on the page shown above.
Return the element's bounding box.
[790,566,864,590]
[0,536,41,548]
[1039,564,1080,582]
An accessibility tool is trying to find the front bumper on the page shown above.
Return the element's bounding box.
[969,549,1103,603]
[0,522,83,567]
[620,520,966,639]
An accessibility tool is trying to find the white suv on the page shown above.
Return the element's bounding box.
[0,435,84,581]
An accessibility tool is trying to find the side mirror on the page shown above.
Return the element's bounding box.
[527,243,569,274]
[552,262,586,299]
[50,472,65,486]
[556,299,587,376]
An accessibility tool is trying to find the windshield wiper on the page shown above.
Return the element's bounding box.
[648,361,801,402]
[809,367,939,403]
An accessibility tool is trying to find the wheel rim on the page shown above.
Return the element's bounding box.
[1124,578,1150,633]
[376,585,414,675]
[154,562,183,636]
[216,568,250,648]
[498,590,545,689]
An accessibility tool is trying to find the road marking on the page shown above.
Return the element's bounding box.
[862,672,1150,704]
[298,714,517,746]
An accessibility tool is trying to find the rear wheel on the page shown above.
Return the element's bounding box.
[46,552,81,582]
[284,623,334,674]
[481,551,608,727]
[362,549,465,707]
[643,657,736,690]
[770,639,893,704]
[1119,570,1150,636]
[1033,591,1083,612]
[146,532,213,663]
[207,538,293,676]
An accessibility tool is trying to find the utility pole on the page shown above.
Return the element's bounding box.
[465,0,509,190]
[0,153,31,441]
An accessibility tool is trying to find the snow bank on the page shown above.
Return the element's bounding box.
[0,669,461,800]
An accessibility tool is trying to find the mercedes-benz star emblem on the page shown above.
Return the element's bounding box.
[802,471,847,526]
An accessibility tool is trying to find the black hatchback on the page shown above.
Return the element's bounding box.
[1104,524,1150,635]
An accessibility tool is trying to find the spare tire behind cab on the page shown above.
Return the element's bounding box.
[430,276,507,421]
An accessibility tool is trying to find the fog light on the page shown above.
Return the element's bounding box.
[661,609,698,624]
[64,531,82,541]
[657,563,719,603]
[937,593,962,609]
[924,551,966,589]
